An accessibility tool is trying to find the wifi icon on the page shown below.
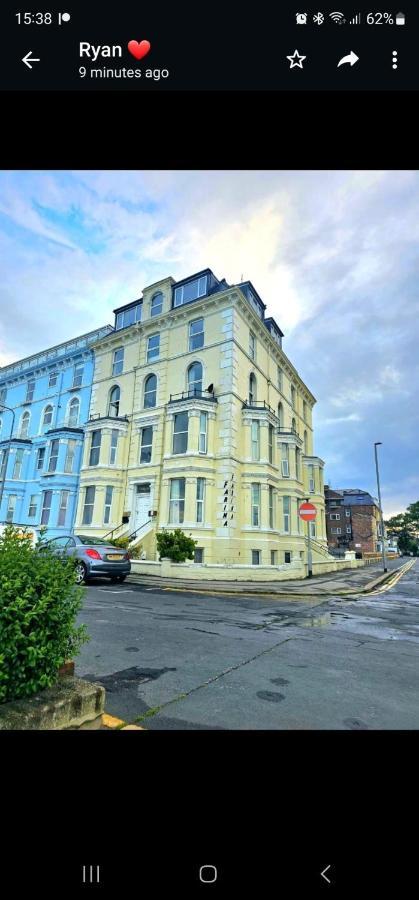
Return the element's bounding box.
[329,11,346,23]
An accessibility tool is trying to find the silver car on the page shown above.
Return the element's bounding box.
[39,534,131,584]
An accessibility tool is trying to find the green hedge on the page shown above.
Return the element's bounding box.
[156,529,197,563]
[0,526,88,703]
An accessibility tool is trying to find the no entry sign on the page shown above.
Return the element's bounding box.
[299,502,317,521]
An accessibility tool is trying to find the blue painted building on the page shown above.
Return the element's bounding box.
[0,325,113,538]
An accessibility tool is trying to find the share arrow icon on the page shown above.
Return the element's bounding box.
[337,51,359,67]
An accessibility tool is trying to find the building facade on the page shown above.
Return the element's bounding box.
[324,487,385,554]
[74,269,328,567]
[0,325,113,538]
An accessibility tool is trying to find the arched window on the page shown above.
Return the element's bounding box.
[150,292,163,317]
[20,411,30,438]
[187,362,203,397]
[43,405,53,430]
[108,386,120,418]
[249,373,257,404]
[144,374,157,408]
[304,430,308,455]
[68,397,80,427]
[277,402,283,429]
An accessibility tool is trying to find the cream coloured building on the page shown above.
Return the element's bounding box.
[74,268,329,570]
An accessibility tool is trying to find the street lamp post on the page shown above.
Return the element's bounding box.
[0,404,16,521]
[374,441,387,574]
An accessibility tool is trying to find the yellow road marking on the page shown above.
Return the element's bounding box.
[367,560,415,595]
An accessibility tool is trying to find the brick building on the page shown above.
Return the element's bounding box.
[324,487,384,554]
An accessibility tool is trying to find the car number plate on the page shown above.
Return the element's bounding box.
[107,554,124,560]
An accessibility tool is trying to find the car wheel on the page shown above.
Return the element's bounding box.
[110,575,127,583]
[75,562,87,585]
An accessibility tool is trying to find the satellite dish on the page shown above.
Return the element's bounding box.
[206,383,214,393]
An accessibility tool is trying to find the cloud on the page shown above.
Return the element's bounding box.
[0,170,418,515]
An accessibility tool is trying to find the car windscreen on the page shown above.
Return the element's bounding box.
[77,536,113,545]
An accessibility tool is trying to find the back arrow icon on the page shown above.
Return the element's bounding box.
[337,51,359,67]
[22,51,40,69]
[321,865,332,884]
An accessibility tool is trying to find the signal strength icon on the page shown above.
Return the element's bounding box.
[349,13,361,24]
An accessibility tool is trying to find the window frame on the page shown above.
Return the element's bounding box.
[283,496,291,533]
[189,317,204,352]
[12,448,24,479]
[41,490,52,526]
[251,419,260,461]
[48,372,58,388]
[172,411,189,455]
[147,333,160,363]
[6,494,17,523]
[251,483,261,527]
[251,549,260,566]
[89,430,102,467]
[249,331,256,360]
[42,405,53,430]
[196,478,205,523]
[249,372,257,404]
[36,446,46,471]
[109,429,119,465]
[108,385,120,418]
[104,485,113,525]
[25,379,35,402]
[199,411,208,454]
[112,347,124,376]
[64,439,77,474]
[173,275,207,307]
[150,292,163,317]
[82,486,96,526]
[144,373,157,409]
[268,424,274,464]
[20,411,30,438]
[281,443,289,477]
[115,303,142,330]
[58,490,70,527]
[48,439,60,473]
[187,361,203,397]
[140,425,153,464]
[28,494,38,517]
[72,363,84,388]
[269,485,275,529]
[169,478,186,524]
[68,397,80,427]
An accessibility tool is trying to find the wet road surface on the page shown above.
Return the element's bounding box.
[76,560,419,729]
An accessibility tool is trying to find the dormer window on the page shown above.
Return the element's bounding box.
[173,275,207,308]
[115,302,142,330]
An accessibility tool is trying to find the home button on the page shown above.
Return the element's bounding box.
[199,865,218,884]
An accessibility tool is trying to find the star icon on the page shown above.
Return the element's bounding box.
[286,49,306,69]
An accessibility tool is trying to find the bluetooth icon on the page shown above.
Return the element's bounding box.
[313,12,324,24]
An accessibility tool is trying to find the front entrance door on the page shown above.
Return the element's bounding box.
[134,483,151,530]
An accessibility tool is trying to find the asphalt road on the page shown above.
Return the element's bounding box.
[76,559,419,729]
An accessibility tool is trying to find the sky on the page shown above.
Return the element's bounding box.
[0,169,418,518]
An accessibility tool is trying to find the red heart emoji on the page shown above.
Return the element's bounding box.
[128,40,151,61]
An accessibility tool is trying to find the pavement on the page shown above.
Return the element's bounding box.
[124,557,404,596]
[75,557,419,730]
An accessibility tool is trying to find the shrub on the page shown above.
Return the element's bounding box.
[108,536,143,559]
[156,529,197,563]
[0,525,88,704]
